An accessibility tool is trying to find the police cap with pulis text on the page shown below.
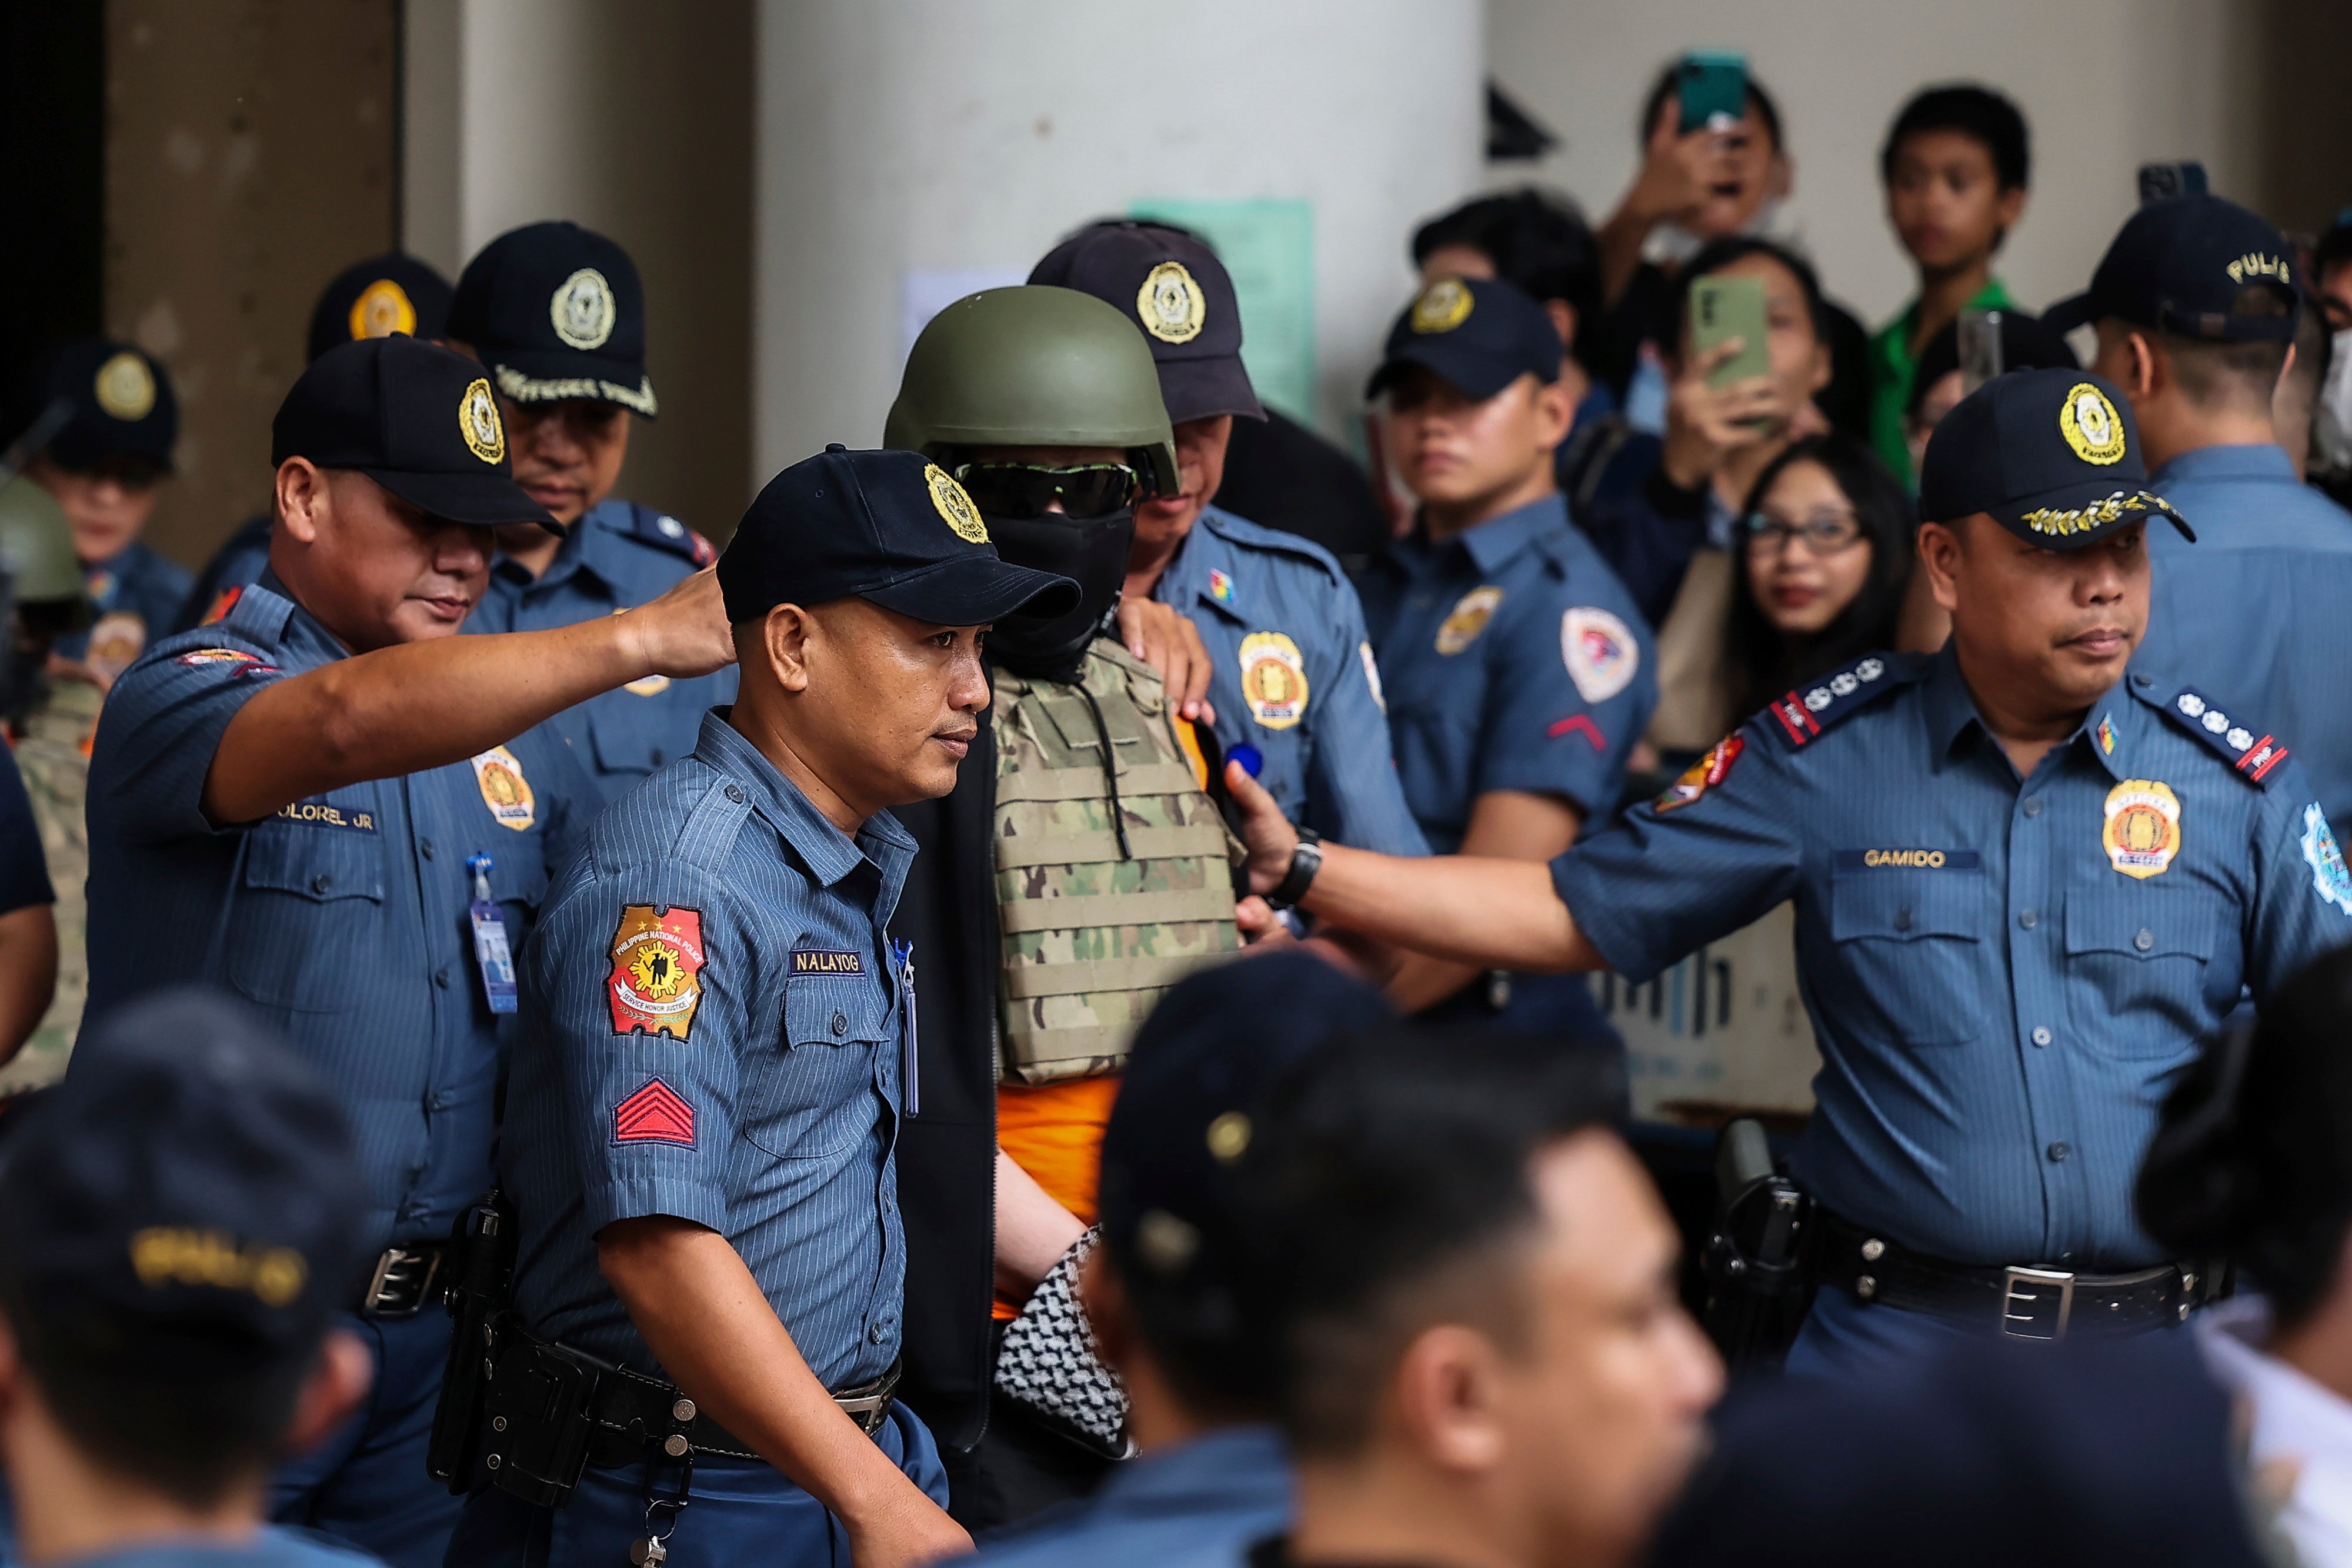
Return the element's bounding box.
[1919,366,2193,550]
[2044,195,2300,343]
[719,445,1080,628]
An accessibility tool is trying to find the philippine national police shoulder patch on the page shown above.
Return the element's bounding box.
[2301,803,2352,916]
[469,746,535,830]
[1561,606,1638,704]
[1656,734,1743,812]
[609,905,706,1040]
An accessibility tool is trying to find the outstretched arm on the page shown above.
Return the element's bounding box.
[202,567,734,823]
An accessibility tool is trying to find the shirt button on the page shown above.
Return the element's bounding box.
[832,1011,848,1037]
[2017,908,2038,930]
[868,1323,888,1345]
[2134,928,2155,952]
[2031,1026,2052,1047]
[651,749,665,766]
[2047,1141,2070,1162]
[2133,673,2154,688]
[420,839,436,860]
[2022,796,2043,818]
[1893,908,1913,933]
[725,785,747,805]
[434,968,451,989]
[311,873,333,894]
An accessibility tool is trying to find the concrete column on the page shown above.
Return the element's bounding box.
[752,0,1484,482]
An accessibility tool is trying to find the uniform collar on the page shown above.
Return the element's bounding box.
[249,567,347,663]
[494,497,633,595]
[1159,506,1249,623]
[2150,442,2300,489]
[689,709,916,890]
[1080,1424,1289,1513]
[1921,643,2134,782]
[1450,492,1572,576]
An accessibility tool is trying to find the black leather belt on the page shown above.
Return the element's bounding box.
[575,1351,902,1469]
[1817,1212,2212,1341]
[356,1240,451,1317]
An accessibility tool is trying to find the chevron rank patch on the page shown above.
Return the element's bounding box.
[612,1078,695,1146]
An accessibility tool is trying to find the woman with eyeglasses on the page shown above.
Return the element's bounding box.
[1723,433,1917,726]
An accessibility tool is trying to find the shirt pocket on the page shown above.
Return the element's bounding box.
[740,976,889,1160]
[226,814,388,1013]
[2063,898,2221,1059]
[1826,863,1990,1046]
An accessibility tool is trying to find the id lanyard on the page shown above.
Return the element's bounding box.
[466,853,519,1015]
[890,937,919,1116]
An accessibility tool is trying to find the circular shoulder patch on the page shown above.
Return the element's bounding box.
[349,278,418,342]
[1136,261,1206,345]
[1561,606,1639,704]
[459,378,506,465]
[1238,631,1310,730]
[93,351,156,422]
[2060,382,2127,465]
[926,463,989,543]
[551,267,618,350]
[1409,279,1474,334]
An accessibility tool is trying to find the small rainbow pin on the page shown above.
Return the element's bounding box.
[1209,568,1235,605]
[2096,714,2116,756]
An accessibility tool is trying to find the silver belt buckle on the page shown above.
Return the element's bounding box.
[2000,1265,2076,1341]
[364,1246,441,1317]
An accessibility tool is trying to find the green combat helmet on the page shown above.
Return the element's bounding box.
[885,285,1178,496]
[0,475,91,622]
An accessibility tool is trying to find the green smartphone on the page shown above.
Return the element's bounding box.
[1690,275,1771,388]
[1677,51,1749,135]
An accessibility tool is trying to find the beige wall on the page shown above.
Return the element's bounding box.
[107,0,398,568]
[403,0,756,543]
[1486,0,2268,329]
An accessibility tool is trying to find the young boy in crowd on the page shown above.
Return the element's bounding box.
[1867,85,2032,484]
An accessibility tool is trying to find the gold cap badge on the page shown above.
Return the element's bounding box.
[551,267,617,351]
[1137,261,1207,345]
[349,278,418,342]
[926,463,989,543]
[93,351,156,422]
[459,378,506,465]
[1410,279,1474,334]
[2059,382,2127,465]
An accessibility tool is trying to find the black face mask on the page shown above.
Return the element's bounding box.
[982,508,1135,682]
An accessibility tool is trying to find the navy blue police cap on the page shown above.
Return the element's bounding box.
[1099,951,1394,1324]
[1030,221,1266,425]
[36,339,178,473]
[307,252,456,365]
[271,335,559,531]
[0,988,367,1369]
[719,445,1080,626]
[1367,275,1562,403]
[447,221,657,417]
[1918,368,2192,549]
[2044,195,2299,343]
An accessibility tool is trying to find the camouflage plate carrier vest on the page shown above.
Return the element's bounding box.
[993,639,1239,1084]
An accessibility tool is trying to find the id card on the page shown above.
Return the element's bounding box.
[891,937,919,1116]
[467,853,519,1015]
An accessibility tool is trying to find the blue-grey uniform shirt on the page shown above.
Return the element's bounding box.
[502,710,909,1387]
[1156,505,1426,856]
[82,576,597,1256]
[2139,443,2352,832]
[1554,646,2352,1269]
[58,540,195,665]
[962,1425,1289,1568]
[466,498,739,799]
[1359,494,1658,851]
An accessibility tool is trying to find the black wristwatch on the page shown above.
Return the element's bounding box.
[1267,829,1323,911]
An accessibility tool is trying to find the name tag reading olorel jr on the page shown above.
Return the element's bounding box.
[792,948,864,976]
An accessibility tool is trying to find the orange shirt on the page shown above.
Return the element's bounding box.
[993,1075,1120,1318]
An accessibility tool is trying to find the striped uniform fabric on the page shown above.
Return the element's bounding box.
[502,710,910,1388]
[84,574,595,1257]
[1554,644,2352,1270]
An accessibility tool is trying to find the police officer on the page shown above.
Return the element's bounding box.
[1225,367,2352,1372]
[82,333,734,1567]
[1027,222,1426,855]
[179,251,458,630]
[448,220,737,798]
[448,448,1072,1566]
[15,339,191,685]
[2044,196,2352,833]
[0,473,88,1096]
[1355,276,1657,1041]
[883,286,1246,1526]
[0,990,378,1568]
[962,951,1393,1568]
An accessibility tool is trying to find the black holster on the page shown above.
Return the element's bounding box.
[427,1190,516,1493]
[1699,1119,1816,1374]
